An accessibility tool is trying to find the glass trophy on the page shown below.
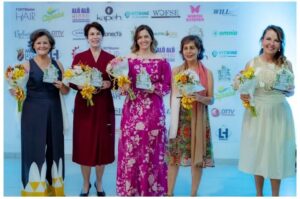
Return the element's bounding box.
[183,83,205,95]
[272,68,294,91]
[43,64,59,83]
[90,68,103,87]
[136,67,152,90]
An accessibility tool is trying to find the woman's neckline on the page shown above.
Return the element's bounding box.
[33,56,52,71]
[258,55,275,65]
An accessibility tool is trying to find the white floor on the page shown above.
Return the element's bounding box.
[4,156,296,197]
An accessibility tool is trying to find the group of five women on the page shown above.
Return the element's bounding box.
[9,22,295,196]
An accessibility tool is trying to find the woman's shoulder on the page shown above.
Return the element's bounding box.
[74,49,89,58]
[53,59,64,70]
[172,64,184,73]
[126,53,138,59]
[22,61,30,71]
[153,53,164,59]
[127,53,165,60]
[101,49,115,59]
[283,59,293,72]
[243,56,258,69]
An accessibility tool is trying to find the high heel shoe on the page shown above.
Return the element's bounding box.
[94,182,106,196]
[79,183,91,196]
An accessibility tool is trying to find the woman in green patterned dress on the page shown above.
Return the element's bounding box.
[166,35,214,196]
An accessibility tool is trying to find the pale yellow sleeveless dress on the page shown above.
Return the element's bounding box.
[238,56,296,179]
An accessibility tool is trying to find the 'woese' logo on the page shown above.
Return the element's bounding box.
[151,9,180,18]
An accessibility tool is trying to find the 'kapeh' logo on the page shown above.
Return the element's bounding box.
[97,6,122,22]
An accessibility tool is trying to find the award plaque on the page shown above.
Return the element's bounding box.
[136,67,152,90]
[272,68,294,91]
[90,68,103,87]
[43,64,59,83]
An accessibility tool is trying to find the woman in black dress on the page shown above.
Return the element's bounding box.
[10,29,69,196]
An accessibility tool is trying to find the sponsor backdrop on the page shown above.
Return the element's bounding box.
[4,2,297,159]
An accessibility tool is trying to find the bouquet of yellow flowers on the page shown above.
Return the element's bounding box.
[174,69,204,109]
[63,63,102,106]
[5,64,29,112]
[233,66,257,116]
[181,96,195,110]
[174,69,204,95]
[106,57,136,100]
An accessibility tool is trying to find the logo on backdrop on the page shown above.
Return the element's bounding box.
[103,46,121,57]
[186,5,204,22]
[49,49,60,60]
[97,6,122,22]
[14,30,31,39]
[151,9,180,18]
[216,125,232,141]
[212,50,237,58]
[42,7,64,22]
[105,31,122,37]
[16,48,34,61]
[50,30,64,38]
[213,30,238,37]
[72,29,85,40]
[124,11,149,18]
[15,8,35,21]
[71,46,81,58]
[156,46,176,62]
[213,8,236,16]
[188,25,204,39]
[215,86,236,100]
[16,48,60,61]
[154,31,178,38]
[72,7,90,23]
[17,49,25,61]
[217,65,231,81]
[211,108,235,117]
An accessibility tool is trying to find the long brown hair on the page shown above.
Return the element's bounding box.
[130,24,158,53]
[259,25,287,65]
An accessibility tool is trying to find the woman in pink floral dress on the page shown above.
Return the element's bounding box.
[116,25,171,196]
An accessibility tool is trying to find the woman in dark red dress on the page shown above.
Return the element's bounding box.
[70,22,115,196]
